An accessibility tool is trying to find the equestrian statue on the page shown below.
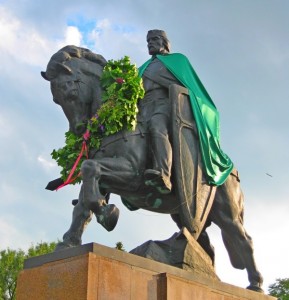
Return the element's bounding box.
[41,29,263,292]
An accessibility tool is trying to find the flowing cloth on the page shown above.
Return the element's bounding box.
[139,53,233,186]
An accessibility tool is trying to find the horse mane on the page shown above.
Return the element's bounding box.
[42,45,107,115]
[41,45,107,81]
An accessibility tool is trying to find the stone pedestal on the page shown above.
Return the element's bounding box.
[130,227,217,280]
[16,243,275,300]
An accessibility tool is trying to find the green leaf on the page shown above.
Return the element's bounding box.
[0,242,57,300]
[51,56,144,186]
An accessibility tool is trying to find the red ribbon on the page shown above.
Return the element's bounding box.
[56,130,90,190]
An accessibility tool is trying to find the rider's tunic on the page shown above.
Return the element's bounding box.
[138,57,182,182]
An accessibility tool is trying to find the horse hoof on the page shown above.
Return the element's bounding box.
[246,284,264,293]
[96,204,120,232]
[54,242,77,252]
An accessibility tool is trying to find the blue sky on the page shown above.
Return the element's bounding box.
[0,0,289,293]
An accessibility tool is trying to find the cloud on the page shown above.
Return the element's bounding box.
[0,6,49,66]
[0,215,53,251]
[81,18,145,63]
[63,26,82,46]
[0,6,84,67]
[37,155,57,172]
[0,218,29,249]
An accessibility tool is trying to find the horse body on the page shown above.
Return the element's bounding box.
[42,45,263,292]
[89,129,179,213]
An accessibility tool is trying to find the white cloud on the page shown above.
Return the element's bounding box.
[0,6,143,69]
[0,7,83,67]
[96,18,110,30]
[0,217,32,250]
[0,6,20,45]
[0,7,48,66]
[86,18,144,63]
[0,215,54,251]
[88,19,115,50]
[37,155,57,171]
[63,26,82,46]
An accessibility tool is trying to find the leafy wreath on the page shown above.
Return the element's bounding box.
[51,56,145,185]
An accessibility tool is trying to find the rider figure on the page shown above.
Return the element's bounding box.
[139,30,183,194]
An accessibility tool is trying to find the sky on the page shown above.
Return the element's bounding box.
[0,0,288,293]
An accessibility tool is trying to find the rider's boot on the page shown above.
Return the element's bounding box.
[144,169,171,194]
[144,134,172,194]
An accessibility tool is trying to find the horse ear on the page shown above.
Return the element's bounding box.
[41,71,49,81]
[57,63,72,75]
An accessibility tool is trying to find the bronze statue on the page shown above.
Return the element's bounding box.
[41,30,263,292]
[140,30,181,194]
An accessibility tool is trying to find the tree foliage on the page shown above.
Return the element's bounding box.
[268,278,289,299]
[0,241,56,300]
[115,241,125,251]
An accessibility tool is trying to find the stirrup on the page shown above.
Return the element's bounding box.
[144,169,172,194]
[144,169,161,180]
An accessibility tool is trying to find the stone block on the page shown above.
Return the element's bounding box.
[16,243,276,300]
[130,227,217,280]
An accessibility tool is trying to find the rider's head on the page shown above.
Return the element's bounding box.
[147,29,170,55]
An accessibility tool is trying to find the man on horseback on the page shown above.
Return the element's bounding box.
[139,30,181,194]
[139,30,234,194]
[42,41,264,292]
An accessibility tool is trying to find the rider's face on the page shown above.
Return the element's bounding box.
[147,35,165,55]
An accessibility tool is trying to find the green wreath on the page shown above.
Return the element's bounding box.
[51,56,145,184]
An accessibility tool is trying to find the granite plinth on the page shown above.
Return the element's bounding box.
[16,243,275,300]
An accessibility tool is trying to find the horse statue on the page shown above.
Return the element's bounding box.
[41,45,263,292]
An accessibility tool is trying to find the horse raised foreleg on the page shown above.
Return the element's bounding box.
[80,159,119,231]
[55,159,119,251]
[210,173,263,292]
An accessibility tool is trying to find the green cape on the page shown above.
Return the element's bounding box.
[139,53,233,186]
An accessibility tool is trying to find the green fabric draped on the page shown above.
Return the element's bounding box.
[139,53,233,186]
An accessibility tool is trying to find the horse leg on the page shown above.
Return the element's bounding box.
[80,159,119,231]
[210,173,263,292]
[55,159,119,251]
[55,186,93,250]
[197,225,215,266]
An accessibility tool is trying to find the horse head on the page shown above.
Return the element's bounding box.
[41,45,107,135]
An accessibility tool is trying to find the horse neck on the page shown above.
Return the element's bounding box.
[90,79,103,116]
